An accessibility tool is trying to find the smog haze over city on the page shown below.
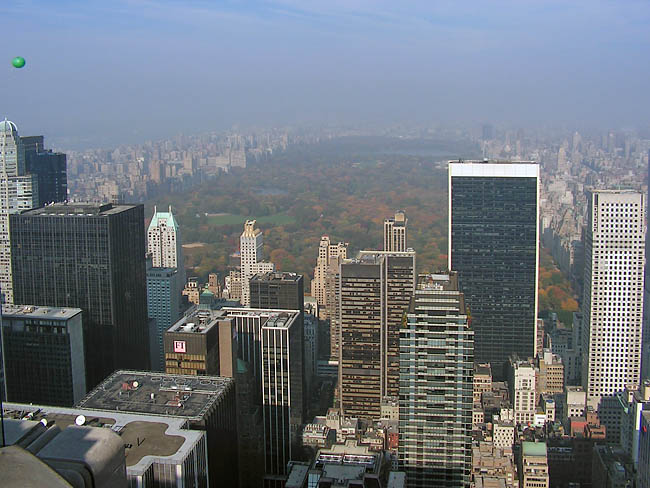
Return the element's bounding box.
[2,1,650,147]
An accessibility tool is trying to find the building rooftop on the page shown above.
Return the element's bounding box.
[2,304,82,321]
[285,462,310,488]
[387,471,407,488]
[167,308,226,335]
[148,205,179,231]
[147,267,178,278]
[2,402,206,477]
[522,441,547,457]
[313,441,380,474]
[223,307,300,329]
[475,363,492,377]
[416,272,459,291]
[250,271,302,282]
[449,160,538,178]
[21,202,139,216]
[77,370,234,420]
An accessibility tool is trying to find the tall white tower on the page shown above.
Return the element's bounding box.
[147,205,183,270]
[582,190,645,408]
[383,210,407,252]
[310,236,347,307]
[240,220,273,306]
[0,120,38,304]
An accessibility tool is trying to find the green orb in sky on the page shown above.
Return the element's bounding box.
[11,57,26,69]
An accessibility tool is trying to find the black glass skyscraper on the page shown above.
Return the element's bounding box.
[449,161,539,376]
[10,203,149,388]
[249,271,305,423]
[21,135,67,204]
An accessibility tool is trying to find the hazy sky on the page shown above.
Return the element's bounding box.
[2,1,650,147]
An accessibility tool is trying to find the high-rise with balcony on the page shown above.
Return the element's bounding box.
[398,272,473,488]
[384,210,407,252]
[449,160,539,375]
[0,120,38,304]
[582,190,645,408]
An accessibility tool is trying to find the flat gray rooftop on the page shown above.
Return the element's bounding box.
[251,271,302,282]
[167,308,226,334]
[22,202,138,216]
[2,304,82,321]
[77,370,233,420]
[2,403,205,476]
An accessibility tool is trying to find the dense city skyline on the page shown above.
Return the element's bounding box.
[3,2,650,486]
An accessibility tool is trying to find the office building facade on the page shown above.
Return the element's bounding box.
[1,304,84,406]
[581,190,645,408]
[260,312,304,480]
[222,308,303,484]
[147,265,181,371]
[164,307,220,376]
[449,161,539,374]
[398,273,473,488]
[10,203,149,388]
[339,251,415,418]
[0,120,38,304]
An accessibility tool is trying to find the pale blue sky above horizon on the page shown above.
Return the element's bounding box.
[1,0,650,148]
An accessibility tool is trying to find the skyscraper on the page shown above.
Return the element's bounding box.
[449,160,539,375]
[146,265,181,371]
[383,210,407,252]
[339,250,415,418]
[250,272,304,317]
[311,236,348,363]
[399,272,473,488]
[21,135,67,204]
[641,151,650,379]
[240,220,274,306]
[311,235,347,311]
[147,205,183,270]
[0,120,38,304]
[147,206,184,371]
[260,312,303,482]
[10,203,150,388]
[250,271,306,417]
[222,307,303,484]
[582,190,645,408]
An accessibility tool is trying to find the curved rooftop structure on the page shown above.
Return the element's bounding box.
[0,119,18,135]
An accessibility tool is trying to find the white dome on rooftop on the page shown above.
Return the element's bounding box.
[0,120,18,134]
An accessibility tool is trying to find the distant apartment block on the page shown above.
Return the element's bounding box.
[384,210,408,252]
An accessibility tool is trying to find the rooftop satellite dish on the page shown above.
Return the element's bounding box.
[132,381,139,388]
[75,415,86,426]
